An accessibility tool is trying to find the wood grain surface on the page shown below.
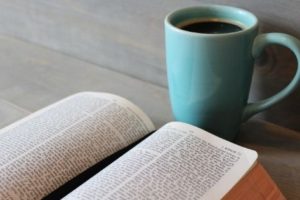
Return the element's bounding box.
[0,34,299,199]
[0,0,299,131]
[0,35,173,128]
[0,1,299,199]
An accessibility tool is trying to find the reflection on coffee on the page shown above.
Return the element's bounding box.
[179,20,243,34]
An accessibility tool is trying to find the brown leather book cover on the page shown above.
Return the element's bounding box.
[223,163,286,200]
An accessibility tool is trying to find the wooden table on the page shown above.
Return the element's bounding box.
[0,0,299,199]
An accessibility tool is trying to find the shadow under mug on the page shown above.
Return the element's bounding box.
[165,5,300,141]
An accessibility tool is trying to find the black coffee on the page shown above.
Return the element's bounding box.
[179,21,243,34]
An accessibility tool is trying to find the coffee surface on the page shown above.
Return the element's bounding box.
[179,21,243,34]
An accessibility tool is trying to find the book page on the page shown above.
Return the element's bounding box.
[63,121,257,200]
[0,92,154,200]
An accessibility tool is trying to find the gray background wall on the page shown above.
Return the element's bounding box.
[0,0,300,131]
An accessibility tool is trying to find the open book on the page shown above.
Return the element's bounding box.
[0,92,285,200]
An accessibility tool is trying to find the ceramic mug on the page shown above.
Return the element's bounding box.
[165,5,300,140]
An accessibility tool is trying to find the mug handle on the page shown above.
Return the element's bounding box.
[242,33,300,122]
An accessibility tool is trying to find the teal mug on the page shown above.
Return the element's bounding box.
[165,5,300,141]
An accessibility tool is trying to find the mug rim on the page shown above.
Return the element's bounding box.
[165,5,258,37]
